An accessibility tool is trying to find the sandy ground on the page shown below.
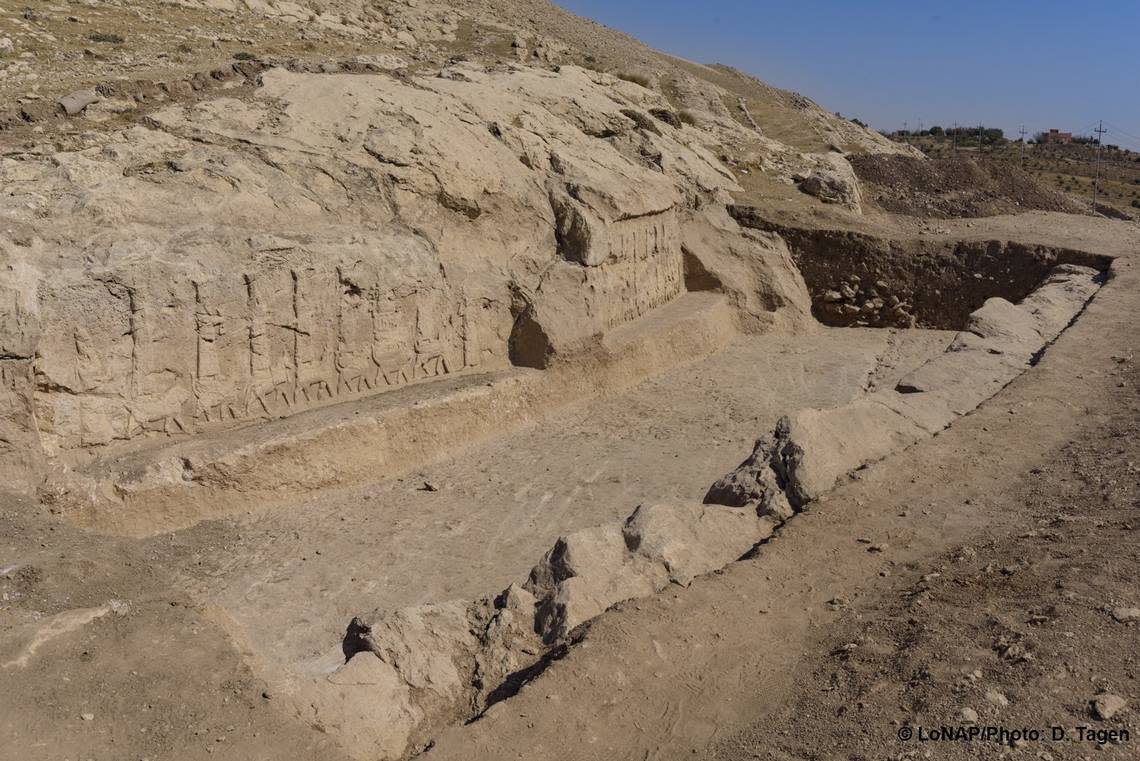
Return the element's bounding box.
[159,328,952,676]
[712,386,1140,761]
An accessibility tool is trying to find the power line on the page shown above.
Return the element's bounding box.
[1100,121,1140,153]
[1102,120,1140,144]
[1092,120,1108,209]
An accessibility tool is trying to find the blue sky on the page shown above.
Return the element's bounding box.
[557,0,1140,149]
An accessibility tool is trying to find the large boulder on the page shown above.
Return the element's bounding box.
[526,523,665,643]
[773,403,926,507]
[294,653,422,761]
[680,206,814,334]
[796,154,863,212]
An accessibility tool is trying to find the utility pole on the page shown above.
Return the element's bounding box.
[952,121,959,152]
[1019,125,1028,167]
[978,124,985,155]
[1093,120,1108,209]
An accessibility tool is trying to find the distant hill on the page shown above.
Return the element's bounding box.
[886,131,1140,219]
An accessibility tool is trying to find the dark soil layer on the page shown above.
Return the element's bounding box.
[850,155,1087,219]
[710,357,1140,761]
[728,208,1112,329]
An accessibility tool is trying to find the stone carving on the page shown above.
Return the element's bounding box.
[25,262,497,454]
[3,61,814,464]
[512,205,685,367]
[585,210,684,329]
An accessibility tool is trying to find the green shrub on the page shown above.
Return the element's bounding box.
[233,51,256,61]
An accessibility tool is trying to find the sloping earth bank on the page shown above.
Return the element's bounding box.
[850,154,1087,219]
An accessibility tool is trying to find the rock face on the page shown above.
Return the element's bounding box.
[0,62,815,487]
[236,263,1101,761]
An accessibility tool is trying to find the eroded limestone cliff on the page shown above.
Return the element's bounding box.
[1,60,826,489]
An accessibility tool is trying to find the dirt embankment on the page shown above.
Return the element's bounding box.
[850,154,1088,219]
[728,206,1113,329]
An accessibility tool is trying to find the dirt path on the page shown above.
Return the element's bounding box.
[420,259,1139,759]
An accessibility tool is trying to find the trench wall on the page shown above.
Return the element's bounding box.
[727,207,1112,329]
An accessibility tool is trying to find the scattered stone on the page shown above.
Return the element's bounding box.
[80,713,94,721]
[958,707,978,724]
[1091,693,1127,720]
[58,90,100,116]
[1110,607,1140,623]
[985,689,1009,707]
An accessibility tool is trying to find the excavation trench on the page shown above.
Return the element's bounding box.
[22,199,1111,761]
[727,206,1113,329]
[221,246,1107,760]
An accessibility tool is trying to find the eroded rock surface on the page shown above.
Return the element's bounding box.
[0,62,817,491]
[321,259,1099,758]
